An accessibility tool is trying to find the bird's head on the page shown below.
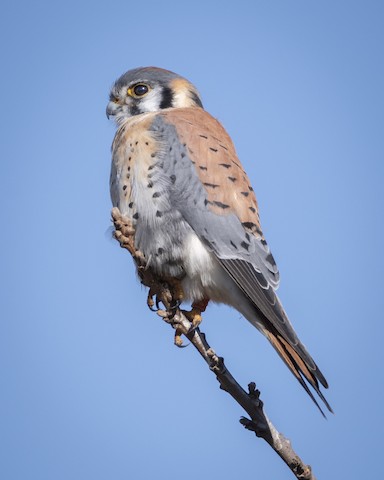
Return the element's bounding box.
[106,66,203,125]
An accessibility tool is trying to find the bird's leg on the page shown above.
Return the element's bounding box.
[111,207,143,261]
[159,277,186,346]
[182,298,210,330]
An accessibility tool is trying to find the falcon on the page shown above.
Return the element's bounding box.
[106,66,332,414]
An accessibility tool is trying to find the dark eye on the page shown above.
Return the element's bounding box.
[133,84,149,96]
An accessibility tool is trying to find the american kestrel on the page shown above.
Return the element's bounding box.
[107,67,332,414]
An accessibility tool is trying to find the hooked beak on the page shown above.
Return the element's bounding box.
[106,101,120,119]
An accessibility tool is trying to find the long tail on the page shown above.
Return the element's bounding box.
[263,322,333,417]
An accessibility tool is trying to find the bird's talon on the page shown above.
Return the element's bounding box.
[174,330,188,347]
[182,308,203,330]
[147,291,157,311]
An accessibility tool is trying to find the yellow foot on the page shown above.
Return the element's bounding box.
[174,329,184,347]
[182,308,203,329]
[168,278,185,304]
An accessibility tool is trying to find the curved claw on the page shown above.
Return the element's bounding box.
[169,298,182,314]
[174,331,189,348]
[147,290,157,312]
[155,296,162,311]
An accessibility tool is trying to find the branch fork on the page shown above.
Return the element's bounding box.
[111,207,317,480]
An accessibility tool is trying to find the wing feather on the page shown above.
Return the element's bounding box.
[157,108,331,412]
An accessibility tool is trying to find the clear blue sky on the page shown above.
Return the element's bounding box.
[1,1,383,478]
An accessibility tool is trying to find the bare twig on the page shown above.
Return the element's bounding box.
[111,207,317,480]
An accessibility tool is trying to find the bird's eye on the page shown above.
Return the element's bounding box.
[129,84,149,98]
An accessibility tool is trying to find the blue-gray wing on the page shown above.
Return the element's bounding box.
[152,109,331,413]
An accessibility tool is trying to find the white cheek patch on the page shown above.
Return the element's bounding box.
[140,89,161,112]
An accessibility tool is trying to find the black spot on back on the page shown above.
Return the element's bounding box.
[219,163,231,169]
[203,182,219,189]
[213,201,230,209]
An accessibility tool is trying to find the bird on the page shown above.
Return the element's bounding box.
[106,66,332,415]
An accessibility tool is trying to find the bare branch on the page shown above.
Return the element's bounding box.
[112,207,317,480]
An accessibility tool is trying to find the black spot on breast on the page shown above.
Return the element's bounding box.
[219,163,231,169]
[199,166,208,171]
[228,176,237,182]
[128,202,133,208]
[241,241,250,251]
[249,206,256,213]
[203,182,219,189]
[170,175,176,184]
[147,181,153,188]
[181,152,186,158]
[241,191,249,197]
[158,247,164,254]
[156,211,163,217]
[128,157,132,161]
[133,212,139,219]
[123,185,127,190]
[135,141,138,145]
[152,191,161,198]
[151,153,156,158]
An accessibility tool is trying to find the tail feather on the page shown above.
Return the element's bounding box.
[264,329,333,416]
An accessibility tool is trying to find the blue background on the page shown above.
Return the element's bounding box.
[1,1,383,478]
